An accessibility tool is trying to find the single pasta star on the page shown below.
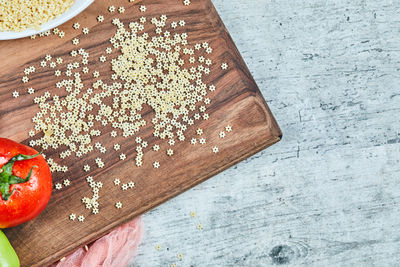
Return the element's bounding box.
[226,125,232,132]
[121,184,128,190]
[69,213,76,221]
[219,131,226,138]
[199,138,206,145]
[63,179,71,186]
[55,183,62,190]
[78,215,85,222]
[118,6,125,13]
[221,62,228,70]
[128,181,135,188]
[12,91,19,98]
[83,165,90,172]
[114,178,121,186]
[166,149,174,156]
[120,153,126,160]
[196,128,203,135]
[139,5,146,12]
[212,146,219,153]
[153,161,160,169]
[115,202,123,209]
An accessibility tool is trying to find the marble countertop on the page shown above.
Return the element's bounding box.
[131,0,400,266]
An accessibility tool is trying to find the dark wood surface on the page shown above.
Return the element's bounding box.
[0,0,281,266]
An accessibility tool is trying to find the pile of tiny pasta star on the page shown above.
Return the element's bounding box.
[0,0,74,32]
[13,1,232,222]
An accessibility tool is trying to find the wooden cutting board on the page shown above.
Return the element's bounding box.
[0,0,281,266]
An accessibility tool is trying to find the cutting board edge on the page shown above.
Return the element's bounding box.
[37,130,281,267]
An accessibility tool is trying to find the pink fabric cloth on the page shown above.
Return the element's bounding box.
[51,217,143,267]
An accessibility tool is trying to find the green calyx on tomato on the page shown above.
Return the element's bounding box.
[0,153,40,201]
[0,138,52,228]
[0,230,20,267]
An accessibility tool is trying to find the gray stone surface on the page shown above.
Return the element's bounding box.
[131,0,400,266]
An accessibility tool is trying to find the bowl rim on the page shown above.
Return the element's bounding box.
[0,0,94,41]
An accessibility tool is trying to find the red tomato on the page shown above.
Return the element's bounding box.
[0,138,52,228]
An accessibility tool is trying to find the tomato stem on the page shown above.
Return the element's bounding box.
[0,153,41,201]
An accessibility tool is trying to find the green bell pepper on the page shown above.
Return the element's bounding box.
[0,230,19,267]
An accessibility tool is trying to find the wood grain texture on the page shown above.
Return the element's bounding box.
[130,0,400,266]
[0,0,280,266]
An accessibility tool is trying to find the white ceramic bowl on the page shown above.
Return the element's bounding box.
[0,0,94,41]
